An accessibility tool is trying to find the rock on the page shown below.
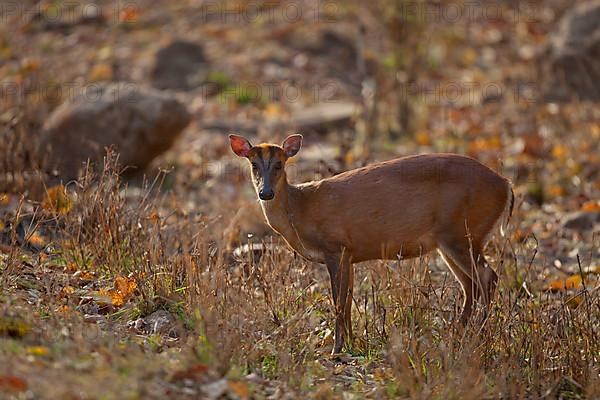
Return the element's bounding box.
[290,29,368,83]
[83,314,106,324]
[22,1,106,32]
[130,310,179,337]
[151,41,209,91]
[39,82,190,180]
[562,211,600,231]
[200,379,229,400]
[298,30,358,64]
[546,0,600,101]
[290,102,358,133]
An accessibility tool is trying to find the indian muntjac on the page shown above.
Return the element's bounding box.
[229,134,514,354]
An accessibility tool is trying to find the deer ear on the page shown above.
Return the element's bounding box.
[229,134,252,157]
[282,134,302,157]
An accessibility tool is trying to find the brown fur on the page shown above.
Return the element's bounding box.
[230,135,513,354]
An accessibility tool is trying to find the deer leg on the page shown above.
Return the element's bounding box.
[326,251,353,354]
[344,261,354,347]
[437,248,476,324]
[473,251,498,313]
[438,240,497,323]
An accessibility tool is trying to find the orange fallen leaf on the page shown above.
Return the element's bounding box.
[549,274,583,291]
[0,375,27,392]
[27,232,47,247]
[89,63,113,82]
[77,271,95,280]
[111,292,125,307]
[468,137,501,155]
[65,262,78,272]
[148,211,160,221]
[415,131,431,146]
[115,276,137,296]
[581,201,600,212]
[57,305,71,313]
[42,185,73,215]
[228,380,250,399]
[60,286,75,298]
[547,185,566,198]
[171,364,209,381]
[121,7,139,23]
[107,276,138,307]
[551,144,568,161]
[264,103,284,119]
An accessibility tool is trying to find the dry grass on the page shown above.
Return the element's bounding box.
[1,0,599,391]
[2,143,598,398]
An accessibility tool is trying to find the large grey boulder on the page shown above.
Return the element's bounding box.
[547,0,600,101]
[39,82,191,180]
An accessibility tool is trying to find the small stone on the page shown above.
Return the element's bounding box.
[201,378,229,399]
[562,211,600,231]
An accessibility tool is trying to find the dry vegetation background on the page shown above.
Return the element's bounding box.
[0,0,599,398]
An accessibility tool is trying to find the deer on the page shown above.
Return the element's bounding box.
[229,134,514,354]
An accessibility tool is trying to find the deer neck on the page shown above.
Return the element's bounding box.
[260,177,296,236]
[260,179,327,262]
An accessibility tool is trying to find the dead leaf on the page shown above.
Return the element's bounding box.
[26,346,50,357]
[521,133,546,157]
[468,136,502,156]
[57,305,71,313]
[581,201,600,212]
[42,185,74,215]
[461,48,478,66]
[89,63,113,81]
[20,57,40,73]
[121,7,140,23]
[547,185,566,198]
[98,276,138,307]
[551,144,568,161]
[228,380,250,399]
[115,276,137,295]
[27,232,47,247]
[76,271,95,281]
[171,364,209,382]
[60,286,75,298]
[264,103,284,120]
[0,375,27,392]
[549,274,583,291]
[415,131,431,146]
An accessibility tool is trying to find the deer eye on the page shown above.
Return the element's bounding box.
[250,162,259,172]
[273,162,282,170]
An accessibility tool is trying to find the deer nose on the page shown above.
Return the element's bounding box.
[259,189,274,201]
